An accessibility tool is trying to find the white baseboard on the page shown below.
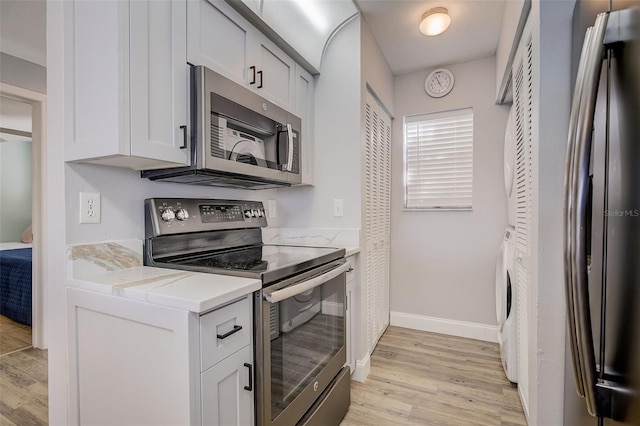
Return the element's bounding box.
[351,352,370,383]
[390,311,499,343]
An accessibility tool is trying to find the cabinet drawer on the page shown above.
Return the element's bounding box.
[200,296,252,371]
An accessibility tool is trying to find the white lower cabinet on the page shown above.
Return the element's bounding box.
[67,288,255,426]
[199,296,254,426]
[201,345,254,426]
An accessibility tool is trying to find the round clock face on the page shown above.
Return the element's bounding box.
[425,69,454,98]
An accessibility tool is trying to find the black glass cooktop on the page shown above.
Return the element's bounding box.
[163,244,345,285]
[180,246,268,271]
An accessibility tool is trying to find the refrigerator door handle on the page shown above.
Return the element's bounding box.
[570,11,609,418]
[564,26,593,399]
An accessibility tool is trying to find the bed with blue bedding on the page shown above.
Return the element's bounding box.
[0,244,32,326]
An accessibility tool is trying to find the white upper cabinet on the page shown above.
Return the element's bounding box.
[187,0,253,85]
[65,0,189,170]
[130,0,190,164]
[254,33,296,110]
[295,65,314,185]
[187,0,297,111]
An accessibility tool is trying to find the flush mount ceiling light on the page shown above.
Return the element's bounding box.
[419,7,451,36]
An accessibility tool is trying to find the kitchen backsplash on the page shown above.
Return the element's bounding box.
[262,228,359,248]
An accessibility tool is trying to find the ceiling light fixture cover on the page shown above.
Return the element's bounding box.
[419,7,451,36]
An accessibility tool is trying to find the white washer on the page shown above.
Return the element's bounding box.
[495,226,517,383]
[504,106,517,227]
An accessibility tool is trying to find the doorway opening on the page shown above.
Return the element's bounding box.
[0,84,47,352]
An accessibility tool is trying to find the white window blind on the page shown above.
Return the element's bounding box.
[404,108,473,210]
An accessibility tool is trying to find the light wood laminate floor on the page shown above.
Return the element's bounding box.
[0,316,32,356]
[341,326,527,426]
[0,347,48,425]
[0,326,525,426]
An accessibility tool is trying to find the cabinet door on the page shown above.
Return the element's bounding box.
[295,65,314,185]
[187,0,253,85]
[254,32,296,109]
[130,0,189,166]
[201,345,254,426]
[67,0,129,161]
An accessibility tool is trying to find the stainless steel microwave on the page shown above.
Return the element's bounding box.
[142,66,302,189]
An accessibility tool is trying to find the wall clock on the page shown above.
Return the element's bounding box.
[425,68,454,98]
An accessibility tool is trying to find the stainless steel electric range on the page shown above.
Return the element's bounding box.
[144,198,351,426]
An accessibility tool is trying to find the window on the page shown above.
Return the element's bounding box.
[404,108,473,210]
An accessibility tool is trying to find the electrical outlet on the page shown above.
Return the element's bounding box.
[267,199,277,218]
[79,192,101,224]
[333,199,344,217]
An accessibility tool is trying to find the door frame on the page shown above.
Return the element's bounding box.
[0,83,47,349]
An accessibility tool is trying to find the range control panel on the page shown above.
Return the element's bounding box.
[145,198,268,237]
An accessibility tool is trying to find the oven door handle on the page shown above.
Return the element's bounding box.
[263,262,350,304]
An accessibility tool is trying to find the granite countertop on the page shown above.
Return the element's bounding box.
[66,241,261,313]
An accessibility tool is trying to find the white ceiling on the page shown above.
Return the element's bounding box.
[354,0,506,76]
[0,0,505,79]
[0,0,47,66]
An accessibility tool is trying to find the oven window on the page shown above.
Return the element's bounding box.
[269,275,345,420]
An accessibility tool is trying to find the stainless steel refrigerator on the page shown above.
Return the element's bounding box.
[564,1,640,425]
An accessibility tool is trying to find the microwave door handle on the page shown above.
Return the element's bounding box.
[286,124,294,172]
[264,262,350,304]
[279,124,294,172]
[571,11,608,418]
[564,26,593,399]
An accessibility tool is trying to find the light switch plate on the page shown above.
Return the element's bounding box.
[333,199,344,217]
[267,199,277,218]
[79,192,101,224]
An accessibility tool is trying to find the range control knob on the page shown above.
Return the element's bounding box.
[244,209,253,218]
[175,209,189,221]
[256,209,264,218]
[161,209,175,222]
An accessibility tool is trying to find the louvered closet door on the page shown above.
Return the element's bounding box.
[513,30,534,412]
[364,91,392,352]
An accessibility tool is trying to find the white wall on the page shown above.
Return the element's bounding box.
[46,2,67,424]
[0,140,32,242]
[495,0,530,102]
[0,0,46,67]
[360,18,394,114]
[0,53,46,94]
[390,56,509,327]
[65,164,279,244]
[276,17,361,229]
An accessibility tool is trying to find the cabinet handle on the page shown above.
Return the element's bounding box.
[257,70,263,89]
[249,66,256,85]
[244,363,253,391]
[216,325,242,340]
[179,125,188,149]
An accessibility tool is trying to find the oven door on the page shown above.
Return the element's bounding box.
[256,260,348,426]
